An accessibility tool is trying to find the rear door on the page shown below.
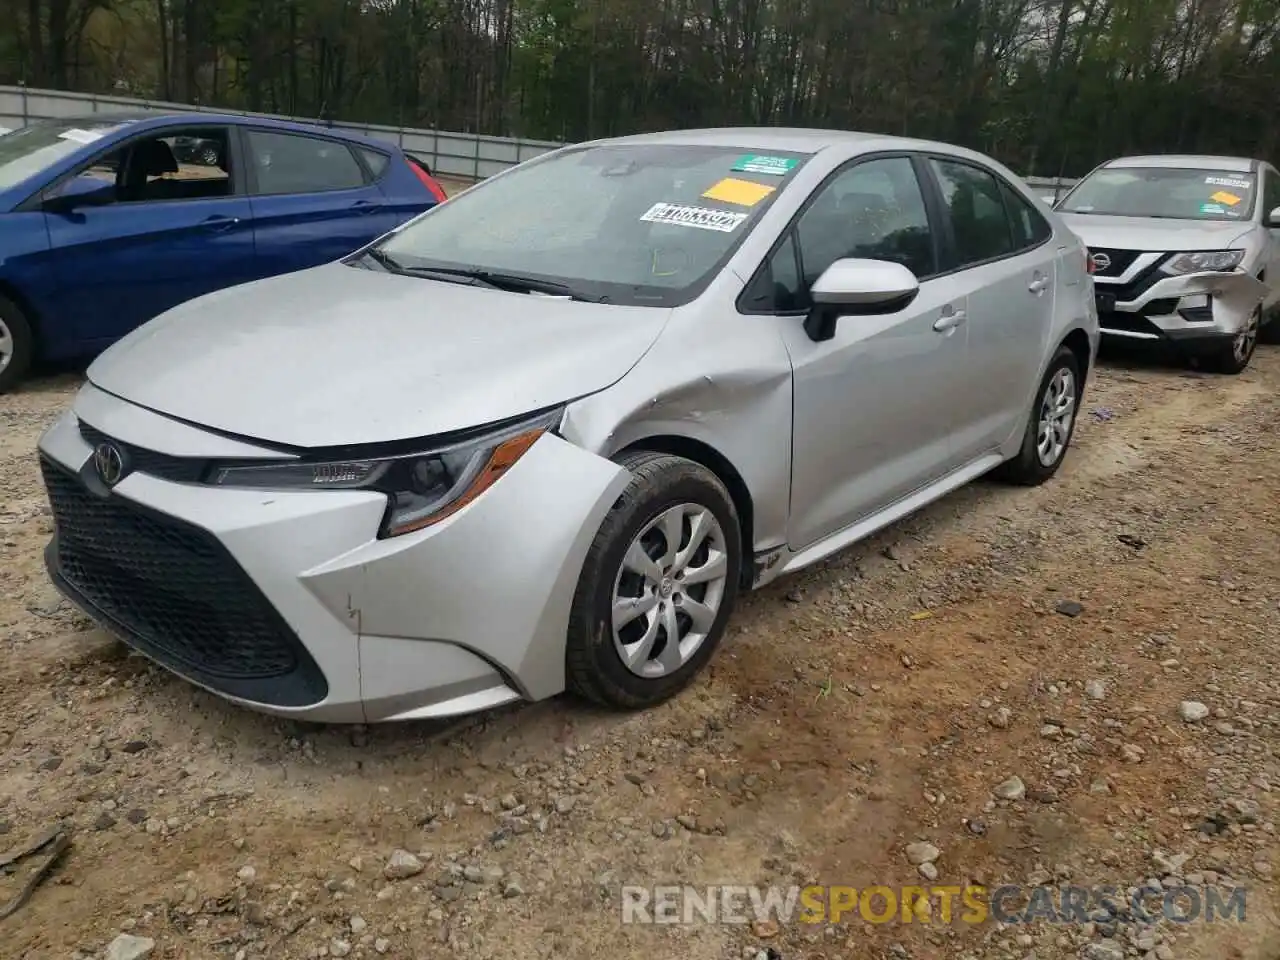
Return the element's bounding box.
[242,127,390,278]
[43,124,256,349]
[921,156,1058,459]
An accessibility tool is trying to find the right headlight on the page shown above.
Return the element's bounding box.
[1161,250,1245,275]
[209,407,563,538]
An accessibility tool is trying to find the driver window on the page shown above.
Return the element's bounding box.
[62,128,232,205]
[794,157,935,303]
[1265,171,1280,223]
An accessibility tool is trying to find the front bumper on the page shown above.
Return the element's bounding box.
[38,388,630,723]
[1095,268,1267,344]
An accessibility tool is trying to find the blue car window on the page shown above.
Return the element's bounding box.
[245,130,366,195]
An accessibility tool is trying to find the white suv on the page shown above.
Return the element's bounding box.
[1056,155,1280,373]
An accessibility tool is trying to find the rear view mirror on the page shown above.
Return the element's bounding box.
[1268,205,1280,228]
[804,258,920,342]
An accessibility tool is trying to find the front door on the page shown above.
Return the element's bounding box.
[43,125,256,350]
[772,154,970,550]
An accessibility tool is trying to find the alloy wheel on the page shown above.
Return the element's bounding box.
[610,503,729,679]
[0,316,13,376]
[1036,366,1076,467]
[1233,308,1260,366]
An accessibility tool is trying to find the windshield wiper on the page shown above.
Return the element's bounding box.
[354,248,406,272]
[415,267,597,301]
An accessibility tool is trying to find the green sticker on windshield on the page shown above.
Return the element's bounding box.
[731,154,798,176]
[1200,202,1225,215]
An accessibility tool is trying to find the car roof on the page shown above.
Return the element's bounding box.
[1103,154,1259,174]
[32,111,396,152]
[579,126,999,161]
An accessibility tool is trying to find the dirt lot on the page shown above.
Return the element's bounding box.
[1,344,1278,960]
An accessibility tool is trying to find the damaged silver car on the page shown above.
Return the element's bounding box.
[1056,154,1280,373]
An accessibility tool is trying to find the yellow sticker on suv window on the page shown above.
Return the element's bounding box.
[702,177,776,207]
[1210,190,1242,206]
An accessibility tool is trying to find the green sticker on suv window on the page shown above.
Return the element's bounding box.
[731,154,798,176]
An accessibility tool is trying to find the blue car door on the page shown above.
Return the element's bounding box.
[241,127,390,278]
[43,125,256,350]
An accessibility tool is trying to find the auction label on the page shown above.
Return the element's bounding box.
[640,202,748,232]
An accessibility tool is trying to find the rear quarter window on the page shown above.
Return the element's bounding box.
[360,149,391,181]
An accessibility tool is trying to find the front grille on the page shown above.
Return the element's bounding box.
[1096,257,1168,304]
[78,421,208,483]
[1087,247,1142,278]
[41,456,328,707]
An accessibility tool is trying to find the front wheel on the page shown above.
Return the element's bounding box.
[0,294,35,395]
[565,451,742,709]
[1199,306,1261,374]
[994,345,1082,486]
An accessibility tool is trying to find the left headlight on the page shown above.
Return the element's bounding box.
[1162,250,1246,274]
[210,407,563,538]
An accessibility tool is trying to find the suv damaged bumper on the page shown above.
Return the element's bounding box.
[1096,269,1268,344]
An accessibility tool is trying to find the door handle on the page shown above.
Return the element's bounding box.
[933,306,967,333]
[1028,275,1050,294]
[202,215,240,232]
[351,200,380,215]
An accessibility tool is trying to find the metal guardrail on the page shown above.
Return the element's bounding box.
[0,84,563,181]
[0,84,1082,193]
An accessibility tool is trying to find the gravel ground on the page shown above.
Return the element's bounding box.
[1,344,1278,960]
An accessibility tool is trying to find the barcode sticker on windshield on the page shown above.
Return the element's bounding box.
[639,202,748,233]
[58,128,105,145]
[1205,176,1251,189]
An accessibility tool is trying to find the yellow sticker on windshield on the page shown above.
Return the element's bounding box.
[1210,190,1242,206]
[702,177,776,207]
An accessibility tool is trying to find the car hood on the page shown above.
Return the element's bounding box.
[87,263,671,448]
[1057,212,1257,252]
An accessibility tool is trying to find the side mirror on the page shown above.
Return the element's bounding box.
[1267,205,1280,228]
[804,258,920,342]
[42,175,112,213]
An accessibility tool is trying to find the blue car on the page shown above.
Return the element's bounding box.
[0,112,448,392]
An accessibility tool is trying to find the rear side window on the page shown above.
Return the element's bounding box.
[1000,181,1053,249]
[360,149,390,180]
[930,159,1015,266]
[245,130,366,195]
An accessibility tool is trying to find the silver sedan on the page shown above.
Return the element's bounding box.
[38,128,1099,722]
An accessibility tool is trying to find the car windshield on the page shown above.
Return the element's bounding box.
[367,143,810,306]
[0,119,126,192]
[1058,166,1257,222]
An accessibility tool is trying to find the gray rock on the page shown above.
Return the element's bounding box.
[1085,680,1106,701]
[350,915,368,935]
[994,776,1026,801]
[375,939,391,955]
[1082,942,1125,960]
[1055,600,1084,617]
[105,935,156,960]
[918,862,939,881]
[384,849,425,880]
[1179,701,1210,722]
[330,939,352,958]
[503,879,526,898]
[554,796,577,814]
[905,841,940,865]
[989,707,1012,729]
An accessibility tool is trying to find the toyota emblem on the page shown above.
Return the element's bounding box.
[1090,252,1112,272]
[93,442,126,487]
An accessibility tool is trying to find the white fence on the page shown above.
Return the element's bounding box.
[0,84,562,181]
[0,84,1080,194]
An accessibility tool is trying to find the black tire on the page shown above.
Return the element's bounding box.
[566,450,742,709]
[0,294,35,395]
[1258,308,1280,345]
[994,344,1082,486]
[1198,306,1260,375]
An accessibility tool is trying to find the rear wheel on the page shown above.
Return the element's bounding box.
[994,345,1081,486]
[1200,306,1260,374]
[565,451,742,709]
[0,294,34,395]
